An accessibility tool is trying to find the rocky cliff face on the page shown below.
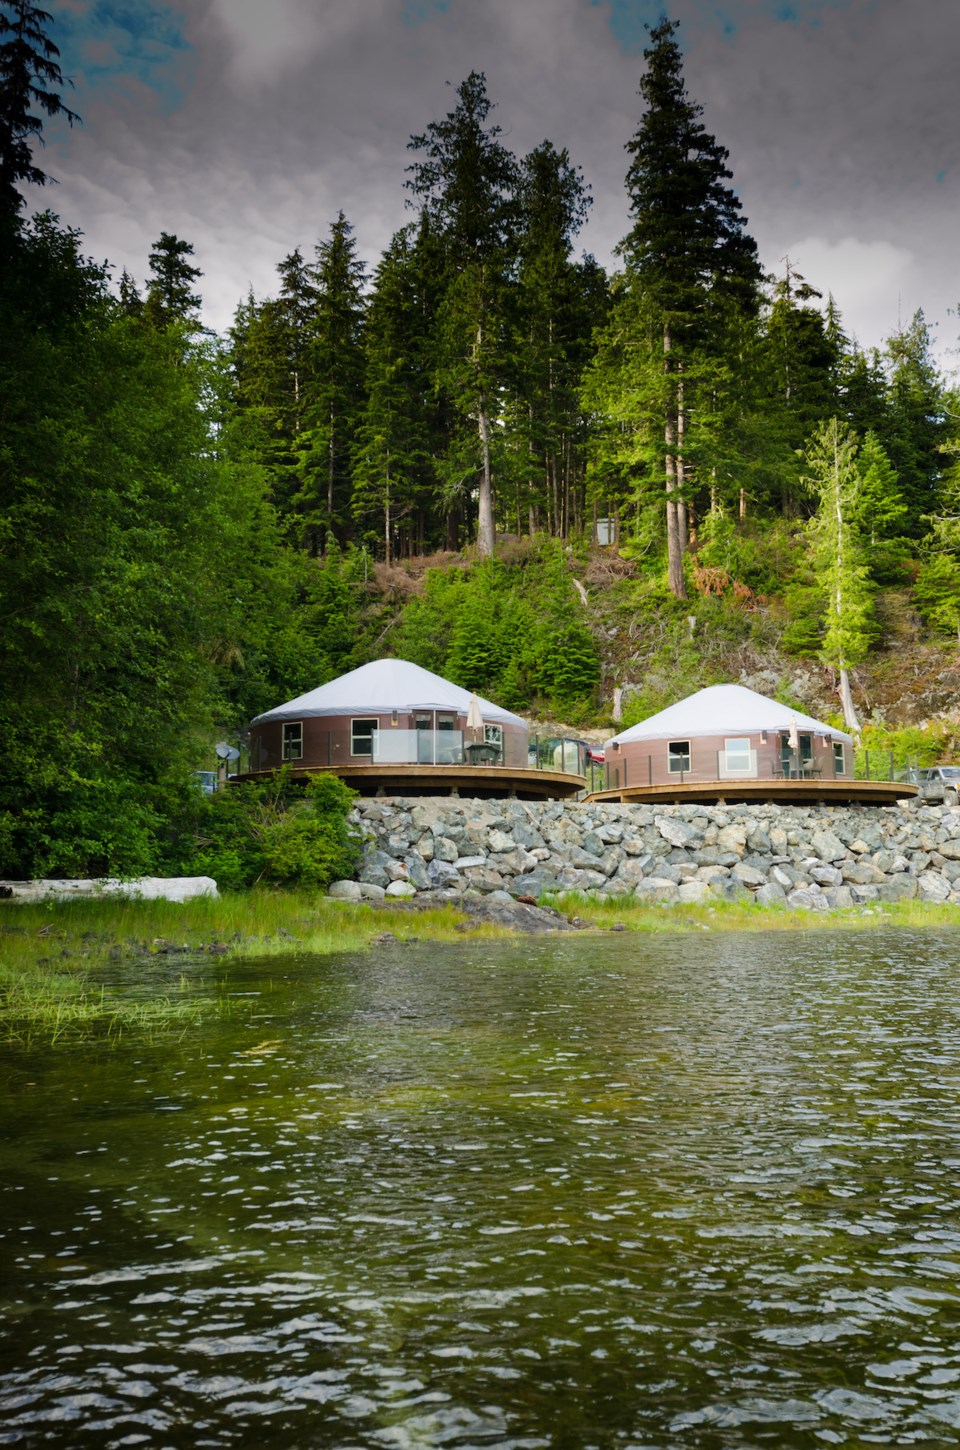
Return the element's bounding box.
[328,798,960,911]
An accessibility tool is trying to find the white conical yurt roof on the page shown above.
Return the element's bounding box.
[251,659,526,728]
[606,684,851,747]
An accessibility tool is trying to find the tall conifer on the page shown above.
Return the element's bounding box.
[406,72,518,557]
[0,0,78,219]
[297,212,366,553]
[145,232,203,328]
[618,18,761,597]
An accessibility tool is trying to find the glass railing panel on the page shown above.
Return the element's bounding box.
[372,729,465,764]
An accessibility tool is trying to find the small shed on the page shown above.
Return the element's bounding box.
[604,684,853,789]
[249,659,529,773]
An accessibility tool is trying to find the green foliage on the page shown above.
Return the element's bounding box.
[0,778,164,881]
[780,580,826,657]
[391,540,599,716]
[856,721,952,774]
[296,212,367,551]
[0,214,331,879]
[180,771,359,891]
[696,512,802,597]
[881,311,948,536]
[801,418,876,673]
[856,429,906,543]
[913,554,960,641]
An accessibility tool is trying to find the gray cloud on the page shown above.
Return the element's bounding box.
[38,0,958,364]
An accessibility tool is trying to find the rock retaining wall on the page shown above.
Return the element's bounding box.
[329,798,960,911]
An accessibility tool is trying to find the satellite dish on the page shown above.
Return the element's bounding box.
[215,742,240,761]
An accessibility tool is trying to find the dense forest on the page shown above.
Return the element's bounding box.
[2,3,958,880]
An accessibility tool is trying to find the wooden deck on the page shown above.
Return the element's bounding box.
[235,762,586,800]
[585,778,918,807]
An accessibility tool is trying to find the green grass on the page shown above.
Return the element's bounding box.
[548,891,960,933]
[2,888,957,1043]
[0,892,517,1043]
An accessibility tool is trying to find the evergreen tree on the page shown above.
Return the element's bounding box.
[856,428,905,545]
[297,211,366,553]
[764,260,840,498]
[532,554,600,709]
[407,71,519,558]
[229,249,320,525]
[617,18,762,597]
[838,342,891,442]
[914,403,960,640]
[353,224,435,561]
[882,310,948,535]
[118,266,143,317]
[145,231,203,328]
[0,0,78,219]
[230,294,290,490]
[511,139,598,537]
[275,245,317,437]
[801,418,874,733]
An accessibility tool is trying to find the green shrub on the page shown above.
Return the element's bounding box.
[0,773,165,880]
[180,770,359,890]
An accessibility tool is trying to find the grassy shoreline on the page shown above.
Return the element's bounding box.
[2,891,958,1043]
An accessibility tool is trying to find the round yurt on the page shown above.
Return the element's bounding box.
[605,684,853,789]
[248,659,529,773]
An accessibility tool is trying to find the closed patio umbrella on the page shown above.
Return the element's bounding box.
[466,694,484,742]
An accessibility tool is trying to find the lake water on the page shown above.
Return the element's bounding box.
[3,928,960,1448]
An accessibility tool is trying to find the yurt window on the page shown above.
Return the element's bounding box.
[833,742,846,774]
[668,741,691,774]
[484,723,502,750]
[282,722,303,760]
[351,718,379,756]
[723,737,752,772]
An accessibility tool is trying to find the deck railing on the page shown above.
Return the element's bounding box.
[602,750,923,790]
[348,729,589,775]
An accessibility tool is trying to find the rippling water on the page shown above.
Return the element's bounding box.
[3,928,960,1447]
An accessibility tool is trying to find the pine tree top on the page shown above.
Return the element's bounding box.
[620,18,760,325]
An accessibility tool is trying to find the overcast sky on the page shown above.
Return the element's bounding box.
[32,0,959,370]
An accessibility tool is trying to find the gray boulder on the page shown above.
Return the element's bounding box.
[404,855,432,891]
[328,879,362,901]
[811,829,847,862]
[678,880,712,904]
[917,871,951,902]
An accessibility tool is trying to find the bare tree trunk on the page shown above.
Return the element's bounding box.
[838,667,861,735]
[476,386,495,558]
[676,372,688,555]
[384,457,391,566]
[527,405,536,537]
[328,406,336,533]
[664,323,686,599]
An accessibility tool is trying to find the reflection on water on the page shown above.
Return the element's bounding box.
[3,928,960,1447]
